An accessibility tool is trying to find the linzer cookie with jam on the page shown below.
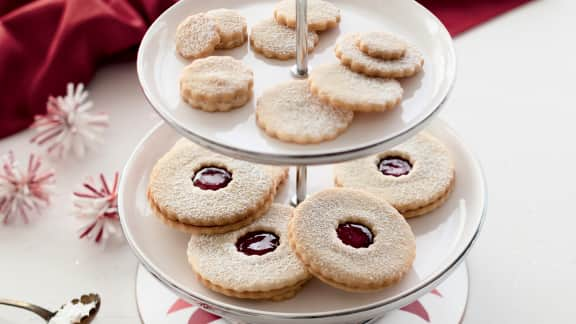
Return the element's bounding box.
[147,139,287,234]
[334,132,455,218]
[188,204,311,300]
[288,188,416,292]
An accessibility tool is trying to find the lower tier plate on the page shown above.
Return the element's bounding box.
[119,120,485,324]
[136,262,469,324]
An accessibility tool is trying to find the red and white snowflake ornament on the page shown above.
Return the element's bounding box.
[31,83,108,159]
[73,172,121,244]
[0,152,55,224]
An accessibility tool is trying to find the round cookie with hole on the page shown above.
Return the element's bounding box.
[289,188,416,292]
[188,204,311,300]
[334,132,455,218]
[147,139,287,234]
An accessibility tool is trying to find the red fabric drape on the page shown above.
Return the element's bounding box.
[0,0,531,139]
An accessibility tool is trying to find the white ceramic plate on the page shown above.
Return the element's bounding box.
[119,120,485,324]
[137,0,456,165]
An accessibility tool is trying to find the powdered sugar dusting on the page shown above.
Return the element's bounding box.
[336,33,424,78]
[206,9,247,49]
[256,80,353,144]
[334,133,455,213]
[176,13,220,59]
[274,0,341,31]
[290,188,415,290]
[357,32,408,60]
[188,204,310,292]
[309,63,403,112]
[180,56,253,111]
[148,139,280,226]
[250,18,319,60]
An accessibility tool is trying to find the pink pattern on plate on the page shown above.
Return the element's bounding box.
[168,289,443,323]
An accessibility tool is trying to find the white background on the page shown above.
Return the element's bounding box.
[1,0,576,322]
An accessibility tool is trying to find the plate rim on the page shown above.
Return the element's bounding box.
[118,120,487,321]
[135,0,457,166]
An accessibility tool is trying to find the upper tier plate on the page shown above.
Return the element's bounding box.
[137,0,455,165]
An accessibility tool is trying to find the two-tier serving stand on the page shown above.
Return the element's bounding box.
[119,0,487,323]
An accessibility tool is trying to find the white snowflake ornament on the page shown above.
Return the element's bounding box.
[73,172,121,244]
[0,152,55,224]
[31,83,108,159]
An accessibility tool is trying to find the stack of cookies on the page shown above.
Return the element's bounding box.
[250,0,341,60]
[147,132,455,301]
[256,30,424,144]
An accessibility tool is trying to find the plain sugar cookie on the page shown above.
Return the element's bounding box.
[188,204,311,300]
[250,18,319,60]
[334,132,455,218]
[256,80,354,144]
[308,63,403,112]
[356,32,407,60]
[336,33,424,78]
[179,56,253,112]
[274,0,341,31]
[175,13,221,60]
[206,9,247,49]
[288,188,416,292]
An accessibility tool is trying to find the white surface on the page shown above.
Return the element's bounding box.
[118,121,483,324]
[136,263,468,323]
[1,0,576,323]
[138,0,455,164]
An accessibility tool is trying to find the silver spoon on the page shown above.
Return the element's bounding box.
[0,293,100,323]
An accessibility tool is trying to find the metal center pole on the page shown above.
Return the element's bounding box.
[291,165,308,206]
[291,0,309,78]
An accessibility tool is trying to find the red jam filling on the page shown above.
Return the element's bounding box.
[337,223,373,248]
[378,157,412,177]
[236,231,279,256]
[192,167,232,190]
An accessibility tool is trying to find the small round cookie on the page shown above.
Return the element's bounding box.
[289,188,416,292]
[256,80,354,144]
[274,0,341,31]
[335,33,424,78]
[179,56,253,112]
[206,9,247,49]
[175,13,221,60]
[188,204,311,300]
[356,32,407,60]
[250,18,319,60]
[147,139,284,234]
[308,63,403,112]
[334,133,455,218]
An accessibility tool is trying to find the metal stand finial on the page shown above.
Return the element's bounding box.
[291,0,309,78]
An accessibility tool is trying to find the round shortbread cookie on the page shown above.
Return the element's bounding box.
[308,63,403,112]
[335,33,424,78]
[356,32,407,60]
[175,13,221,60]
[206,9,247,49]
[179,56,253,112]
[274,0,341,31]
[289,188,416,292]
[147,139,282,228]
[334,133,455,218]
[250,18,319,60]
[256,80,354,144]
[188,204,311,300]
